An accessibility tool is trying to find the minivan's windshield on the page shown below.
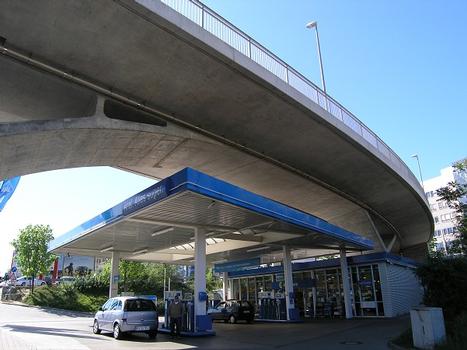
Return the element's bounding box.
[124,299,156,312]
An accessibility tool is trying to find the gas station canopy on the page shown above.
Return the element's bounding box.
[49,168,373,264]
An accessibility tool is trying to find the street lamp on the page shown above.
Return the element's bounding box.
[306,21,327,94]
[411,154,425,191]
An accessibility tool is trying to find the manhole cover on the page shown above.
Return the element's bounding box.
[339,341,363,345]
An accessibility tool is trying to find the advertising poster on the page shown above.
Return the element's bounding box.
[61,255,95,277]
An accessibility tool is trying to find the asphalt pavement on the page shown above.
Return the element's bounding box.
[0,302,409,350]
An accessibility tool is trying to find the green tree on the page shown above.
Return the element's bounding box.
[11,224,55,293]
[436,159,467,255]
[185,267,222,293]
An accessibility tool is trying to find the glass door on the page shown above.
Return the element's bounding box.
[350,264,384,317]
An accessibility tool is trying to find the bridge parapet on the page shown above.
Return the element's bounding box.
[138,0,422,197]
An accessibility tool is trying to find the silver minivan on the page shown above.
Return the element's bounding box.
[93,297,158,339]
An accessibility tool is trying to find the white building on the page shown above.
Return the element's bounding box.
[424,161,466,253]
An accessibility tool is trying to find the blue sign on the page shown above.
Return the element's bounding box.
[213,258,260,273]
[0,176,21,212]
[11,266,17,273]
[122,182,167,215]
[359,280,372,287]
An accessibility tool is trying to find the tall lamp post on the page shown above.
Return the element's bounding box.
[411,154,425,191]
[306,21,327,94]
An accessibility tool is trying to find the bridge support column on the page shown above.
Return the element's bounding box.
[109,251,120,298]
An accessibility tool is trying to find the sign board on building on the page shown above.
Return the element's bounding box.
[164,291,182,300]
[258,291,274,299]
[213,258,260,273]
[293,278,316,288]
[182,292,193,301]
[122,183,167,216]
[274,292,285,299]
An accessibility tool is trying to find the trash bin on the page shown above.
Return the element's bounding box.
[410,307,446,349]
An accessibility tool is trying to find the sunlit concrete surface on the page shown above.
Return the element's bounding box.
[0,302,409,350]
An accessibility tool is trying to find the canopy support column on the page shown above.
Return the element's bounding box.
[310,269,317,318]
[109,251,120,298]
[339,248,353,319]
[283,246,299,321]
[194,227,212,332]
[223,272,229,301]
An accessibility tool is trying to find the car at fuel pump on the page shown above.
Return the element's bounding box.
[207,299,254,324]
[93,296,158,340]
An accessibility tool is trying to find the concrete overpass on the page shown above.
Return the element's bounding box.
[0,0,432,260]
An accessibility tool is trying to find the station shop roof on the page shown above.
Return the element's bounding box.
[49,168,374,264]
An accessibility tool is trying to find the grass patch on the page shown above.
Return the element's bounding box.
[24,285,107,313]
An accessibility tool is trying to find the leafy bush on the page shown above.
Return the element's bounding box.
[73,274,109,296]
[436,312,467,350]
[24,285,107,312]
[416,256,467,320]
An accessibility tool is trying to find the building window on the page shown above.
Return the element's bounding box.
[435,243,445,251]
[434,216,439,223]
[440,213,454,222]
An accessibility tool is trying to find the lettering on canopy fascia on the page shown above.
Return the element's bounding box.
[123,184,167,215]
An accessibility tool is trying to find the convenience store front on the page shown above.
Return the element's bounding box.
[227,252,423,319]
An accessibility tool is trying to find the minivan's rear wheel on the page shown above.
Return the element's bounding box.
[92,320,101,334]
[113,323,123,339]
[229,315,237,324]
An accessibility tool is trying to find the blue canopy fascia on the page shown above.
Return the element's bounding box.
[49,168,373,252]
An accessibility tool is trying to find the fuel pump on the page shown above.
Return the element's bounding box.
[182,292,194,332]
[258,291,274,320]
[274,292,287,320]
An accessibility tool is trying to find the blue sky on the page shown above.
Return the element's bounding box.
[202,0,467,177]
[1,1,466,273]
[0,168,154,275]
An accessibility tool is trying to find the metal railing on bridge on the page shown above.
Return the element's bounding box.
[157,0,418,187]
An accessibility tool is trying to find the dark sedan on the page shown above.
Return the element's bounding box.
[207,300,254,324]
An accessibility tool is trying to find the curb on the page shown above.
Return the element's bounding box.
[1,300,94,317]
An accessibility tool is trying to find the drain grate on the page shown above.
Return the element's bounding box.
[339,341,363,345]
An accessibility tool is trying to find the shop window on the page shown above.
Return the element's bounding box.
[248,278,256,304]
[232,279,240,300]
[240,278,248,300]
[256,276,264,294]
[264,275,272,291]
[372,265,383,302]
